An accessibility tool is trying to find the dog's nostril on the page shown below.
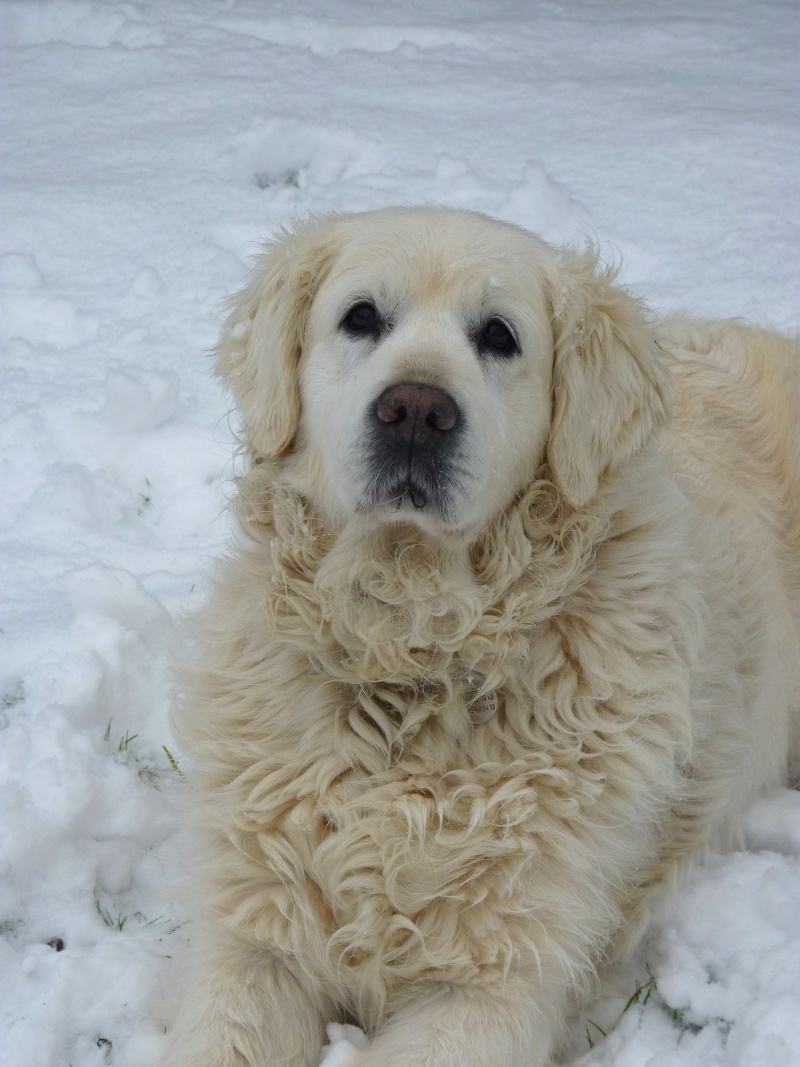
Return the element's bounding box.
[379,402,407,424]
[376,382,459,434]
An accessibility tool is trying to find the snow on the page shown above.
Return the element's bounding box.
[1,1,798,1064]
[319,1023,371,1067]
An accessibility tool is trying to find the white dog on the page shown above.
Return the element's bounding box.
[164,208,800,1067]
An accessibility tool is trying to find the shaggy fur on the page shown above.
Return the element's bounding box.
[164,208,800,1067]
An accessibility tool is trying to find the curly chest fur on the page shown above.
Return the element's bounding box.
[195,474,697,1014]
[238,702,609,1009]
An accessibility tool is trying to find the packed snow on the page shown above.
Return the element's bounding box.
[1,1,798,1065]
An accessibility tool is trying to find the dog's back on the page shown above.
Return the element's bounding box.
[669,320,800,589]
[668,320,800,775]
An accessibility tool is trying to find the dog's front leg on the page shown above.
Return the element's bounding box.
[162,927,328,1067]
[339,977,559,1067]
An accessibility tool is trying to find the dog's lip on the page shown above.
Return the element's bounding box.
[358,474,430,513]
[395,480,428,510]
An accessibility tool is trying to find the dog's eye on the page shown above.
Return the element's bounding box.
[478,317,519,358]
[341,300,383,339]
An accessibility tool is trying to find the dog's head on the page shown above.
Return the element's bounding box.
[217,208,670,538]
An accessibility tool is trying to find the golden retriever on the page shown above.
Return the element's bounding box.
[164,208,800,1067]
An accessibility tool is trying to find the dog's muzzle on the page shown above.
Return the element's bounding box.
[358,381,467,521]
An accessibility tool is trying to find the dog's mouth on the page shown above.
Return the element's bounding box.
[398,480,429,511]
[357,461,461,525]
[356,438,469,526]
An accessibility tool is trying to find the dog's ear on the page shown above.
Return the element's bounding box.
[215,218,342,457]
[545,250,671,507]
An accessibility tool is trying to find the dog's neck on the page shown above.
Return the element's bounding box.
[233,458,639,724]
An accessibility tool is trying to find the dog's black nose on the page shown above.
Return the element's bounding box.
[375,382,460,446]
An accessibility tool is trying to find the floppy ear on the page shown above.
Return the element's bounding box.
[546,250,671,507]
[215,217,342,457]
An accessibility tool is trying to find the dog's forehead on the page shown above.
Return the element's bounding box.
[327,211,553,307]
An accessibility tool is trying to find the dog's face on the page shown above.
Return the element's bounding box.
[297,213,555,536]
[217,208,670,539]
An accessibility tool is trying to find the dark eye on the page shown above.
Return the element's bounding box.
[341,300,383,339]
[478,317,519,358]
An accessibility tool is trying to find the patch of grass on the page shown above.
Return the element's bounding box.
[134,910,164,927]
[118,729,138,752]
[104,718,183,778]
[102,718,138,756]
[98,903,129,932]
[584,1018,607,1048]
[623,966,655,1013]
[99,905,172,933]
[584,964,658,1051]
[137,477,153,514]
[162,744,181,772]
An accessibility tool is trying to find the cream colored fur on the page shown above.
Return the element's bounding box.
[164,208,800,1067]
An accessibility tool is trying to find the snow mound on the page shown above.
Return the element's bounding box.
[2,1,797,1064]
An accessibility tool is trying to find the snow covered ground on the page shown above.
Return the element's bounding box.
[1,2,798,1065]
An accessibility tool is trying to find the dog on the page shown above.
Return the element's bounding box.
[164,207,800,1067]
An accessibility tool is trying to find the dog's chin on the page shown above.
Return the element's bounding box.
[354,480,474,543]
